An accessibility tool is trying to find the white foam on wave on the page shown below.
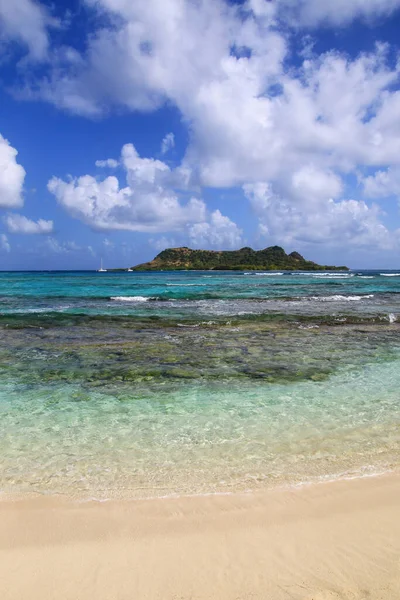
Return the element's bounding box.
[310,294,374,302]
[8,306,73,314]
[11,307,53,314]
[243,272,284,276]
[388,313,397,324]
[357,276,374,279]
[381,273,400,277]
[110,296,155,302]
[311,273,354,279]
[285,467,394,493]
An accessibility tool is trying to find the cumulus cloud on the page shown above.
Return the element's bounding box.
[161,132,175,155]
[95,158,119,168]
[185,46,400,188]
[5,213,54,234]
[189,210,242,248]
[26,0,400,211]
[12,3,400,178]
[2,0,399,73]
[275,165,343,207]
[363,168,400,198]
[0,0,55,60]
[48,143,206,232]
[244,182,395,250]
[274,0,400,27]
[30,0,237,116]
[42,237,94,254]
[48,142,240,240]
[0,134,25,208]
[149,236,177,251]
[5,0,400,251]
[0,233,10,252]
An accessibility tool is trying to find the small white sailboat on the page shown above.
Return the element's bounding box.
[97,258,107,272]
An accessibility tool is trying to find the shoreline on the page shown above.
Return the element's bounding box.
[1,472,399,599]
[0,463,396,503]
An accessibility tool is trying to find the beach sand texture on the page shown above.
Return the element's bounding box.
[1,473,399,600]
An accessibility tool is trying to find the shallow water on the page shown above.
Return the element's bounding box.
[0,269,399,498]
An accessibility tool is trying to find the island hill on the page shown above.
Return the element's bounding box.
[129,246,348,272]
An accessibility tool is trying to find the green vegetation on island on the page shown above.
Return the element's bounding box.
[130,246,348,272]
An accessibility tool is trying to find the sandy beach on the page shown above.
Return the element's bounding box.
[0,473,399,600]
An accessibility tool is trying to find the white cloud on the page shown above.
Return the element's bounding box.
[149,236,177,251]
[161,132,175,155]
[2,0,398,78]
[42,237,92,254]
[189,210,242,248]
[0,233,10,252]
[28,0,400,215]
[275,0,400,27]
[48,142,207,233]
[5,213,54,234]
[44,237,63,253]
[0,134,25,208]
[0,0,55,60]
[23,0,240,116]
[6,0,400,252]
[95,158,119,168]
[281,165,343,206]
[148,213,243,251]
[363,168,400,198]
[184,46,400,188]
[25,1,400,171]
[16,3,400,185]
[244,182,396,250]
[48,142,242,244]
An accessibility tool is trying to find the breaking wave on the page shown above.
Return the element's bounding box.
[244,272,284,276]
[110,296,156,302]
[309,295,374,302]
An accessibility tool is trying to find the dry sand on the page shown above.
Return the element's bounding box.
[0,473,399,600]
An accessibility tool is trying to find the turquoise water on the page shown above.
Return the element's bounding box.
[0,269,399,498]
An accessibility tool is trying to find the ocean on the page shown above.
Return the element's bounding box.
[0,269,399,499]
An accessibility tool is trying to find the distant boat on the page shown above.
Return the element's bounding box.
[97,258,107,272]
[127,268,133,272]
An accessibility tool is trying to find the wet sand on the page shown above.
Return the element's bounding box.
[0,473,399,599]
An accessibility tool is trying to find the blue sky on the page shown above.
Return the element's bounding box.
[1,0,400,269]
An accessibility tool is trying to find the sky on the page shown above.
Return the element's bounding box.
[1,0,400,269]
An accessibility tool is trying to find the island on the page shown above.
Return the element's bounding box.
[128,246,348,271]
